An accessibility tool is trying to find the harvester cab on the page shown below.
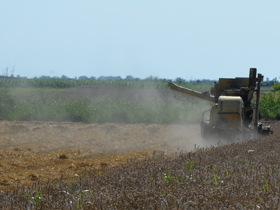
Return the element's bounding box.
[168,68,272,140]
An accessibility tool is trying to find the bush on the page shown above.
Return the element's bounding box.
[271,81,280,93]
[259,93,280,120]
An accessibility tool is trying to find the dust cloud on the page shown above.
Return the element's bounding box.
[0,121,220,156]
[11,86,217,153]
[8,85,222,153]
[0,86,227,189]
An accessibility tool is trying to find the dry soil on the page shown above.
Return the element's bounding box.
[0,121,210,190]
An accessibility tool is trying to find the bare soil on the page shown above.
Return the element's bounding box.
[0,121,208,190]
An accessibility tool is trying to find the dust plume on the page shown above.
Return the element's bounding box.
[0,86,246,190]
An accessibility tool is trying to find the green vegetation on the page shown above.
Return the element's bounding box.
[259,93,280,119]
[0,73,213,124]
[0,75,211,123]
[0,94,209,123]
[0,74,279,123]
[0,75,215,90]
[0,88,16,120]
[259,81,280,119]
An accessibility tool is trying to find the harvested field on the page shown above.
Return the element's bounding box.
[0,121,205,191]
[0,86,278,209]
[0,120,279,209]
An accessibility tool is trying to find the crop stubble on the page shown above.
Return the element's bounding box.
[0,121,279,208]
[0,121,202,191]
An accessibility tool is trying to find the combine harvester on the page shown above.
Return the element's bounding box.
[169,68,272,141]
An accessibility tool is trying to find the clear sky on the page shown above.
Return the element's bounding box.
[1,1,280,80]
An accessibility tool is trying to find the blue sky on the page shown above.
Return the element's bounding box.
[1,1,279,80]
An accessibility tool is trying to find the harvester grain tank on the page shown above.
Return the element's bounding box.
[168,68,272,139]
